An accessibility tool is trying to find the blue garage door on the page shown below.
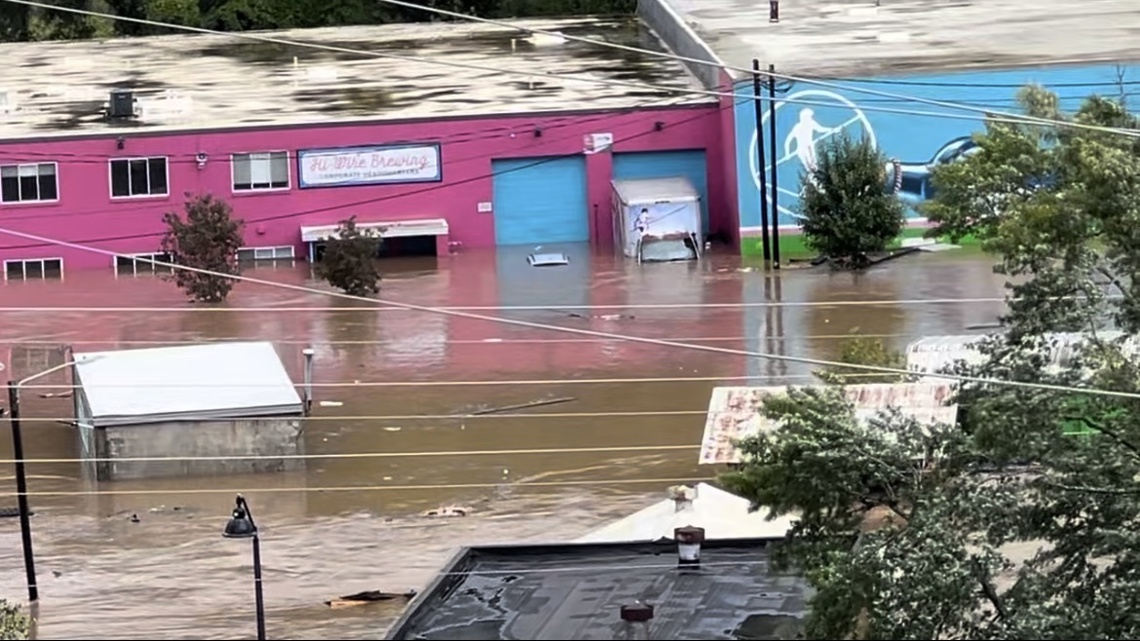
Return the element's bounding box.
[612,150,709,232]
[492,156,589,246]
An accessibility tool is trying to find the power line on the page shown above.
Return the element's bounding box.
[1,333,913,346]
[9,373,899,391]
[376,0,1140,138]
[0,98,712,229]
[0,476,715,498]
[0,104,722,246]
[0,410,715,422]
[0,444,700,466]
[2,0,1131,139]
[0,298,1009,312]
[0,226,1131,401]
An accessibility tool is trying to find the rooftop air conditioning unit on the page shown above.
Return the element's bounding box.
[107,88,136,119]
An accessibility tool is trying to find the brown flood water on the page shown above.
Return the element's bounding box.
[0,245,1007,639]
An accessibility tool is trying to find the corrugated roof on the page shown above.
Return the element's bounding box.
[575,482,794,542]
[74,341,303,426]
[905,331,1140,380]
[612,176,700,205]
[699,383,958,465]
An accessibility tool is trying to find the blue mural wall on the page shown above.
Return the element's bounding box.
[732,63,1140,237]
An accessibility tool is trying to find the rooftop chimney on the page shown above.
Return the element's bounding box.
[619,602,654,640]
[674,525,706,568]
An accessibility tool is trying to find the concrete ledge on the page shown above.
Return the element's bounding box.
[637,0,725,89]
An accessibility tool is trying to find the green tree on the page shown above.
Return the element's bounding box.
[816,334,907,385]
[723,86,1140,639]
[161,193,245,303]
[797,134,905,269]
[318,216,381,297]
[0,600,30,640]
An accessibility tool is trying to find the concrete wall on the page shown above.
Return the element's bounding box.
[88,416,304,481]
[732,62,1140,256]
[0,104,725,269]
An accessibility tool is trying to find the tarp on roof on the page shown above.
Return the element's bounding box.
[73,341,303,427]
[698,383,958,465]
[575,482,794,542]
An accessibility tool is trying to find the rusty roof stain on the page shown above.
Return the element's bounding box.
[698,383,958,465]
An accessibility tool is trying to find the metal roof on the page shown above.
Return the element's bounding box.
[699,383,958,465]
[0,18,707,139]
[73,341,303,427]
[384,538,807,640]
[612,176,700,205]
[575,482,795,543]
[905,331,1140,380]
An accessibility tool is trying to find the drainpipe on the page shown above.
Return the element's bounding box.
[301,347,315,415]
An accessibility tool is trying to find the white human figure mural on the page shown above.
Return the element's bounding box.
[784,108,841,173]
[635,207,650,238]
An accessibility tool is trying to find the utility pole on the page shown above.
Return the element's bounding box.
[751,59,771,263]
[8,383,38,603]
[768,63,781,270]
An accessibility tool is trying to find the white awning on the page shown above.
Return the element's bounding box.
[300,218,449,243]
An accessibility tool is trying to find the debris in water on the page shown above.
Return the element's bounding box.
[129,513,140,523]
[382,426,401,432]
[527,252,570,267]
[325,589,416,609]
[319,400,343,407]
[467,396,576,416]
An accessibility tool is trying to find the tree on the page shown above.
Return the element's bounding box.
[0,600,30,640]
[816,334,907,385]
[723,86,1140,639]
[161,193,245,303]
[797,134,905,269]
[318,216,381,297]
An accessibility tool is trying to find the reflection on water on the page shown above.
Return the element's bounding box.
[0,246,1008,638]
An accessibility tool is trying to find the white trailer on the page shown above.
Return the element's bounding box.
[611,176,703,263]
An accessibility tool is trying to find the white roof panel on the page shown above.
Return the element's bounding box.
[74,342,303,426]
[612,177,700,206]
[576,483,795,543]
[300,218,448,243]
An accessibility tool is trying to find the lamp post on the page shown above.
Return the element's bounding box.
[6,358,85,603]
[223,494,266,641]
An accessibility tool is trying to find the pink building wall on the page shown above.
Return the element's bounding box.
[0,103,727,270]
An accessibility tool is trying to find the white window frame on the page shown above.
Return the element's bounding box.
[3,257,64,281]
[113,252,172,277]
[237,245,295,262]
[231,151,291,193]
[108,156,169,199]
[0,162,60,204]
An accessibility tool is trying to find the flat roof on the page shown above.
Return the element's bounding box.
[0,17,707,140]
[73,341,303,426]
[384,538,808,640]
[663,0,1140,78]
[699,383,958,465]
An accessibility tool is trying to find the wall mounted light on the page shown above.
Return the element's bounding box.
[115,136,125,150]
[654,121,665,132]
[533,128,543,138]
[195,152,208,170]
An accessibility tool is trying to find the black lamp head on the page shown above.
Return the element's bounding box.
[223,494,257,539]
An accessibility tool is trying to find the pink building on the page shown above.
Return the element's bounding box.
[0,19,733,279]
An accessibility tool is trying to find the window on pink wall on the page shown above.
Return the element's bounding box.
[232,151,290,191]
[110,157,169,198]
[0,162,59,204]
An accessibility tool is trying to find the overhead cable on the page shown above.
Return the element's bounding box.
[0,226,1132,401]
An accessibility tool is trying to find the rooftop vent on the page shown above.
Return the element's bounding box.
[619,602,654,640]
[674,525,706,568]
[107,89,136,120]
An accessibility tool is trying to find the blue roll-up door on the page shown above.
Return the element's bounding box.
[612,150,709,231]
[492,156,589,246]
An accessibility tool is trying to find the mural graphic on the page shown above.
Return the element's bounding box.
[733,61,1140,249]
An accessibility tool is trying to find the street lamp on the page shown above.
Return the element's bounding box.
[223,494,266,641]
[6,358,87,603]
